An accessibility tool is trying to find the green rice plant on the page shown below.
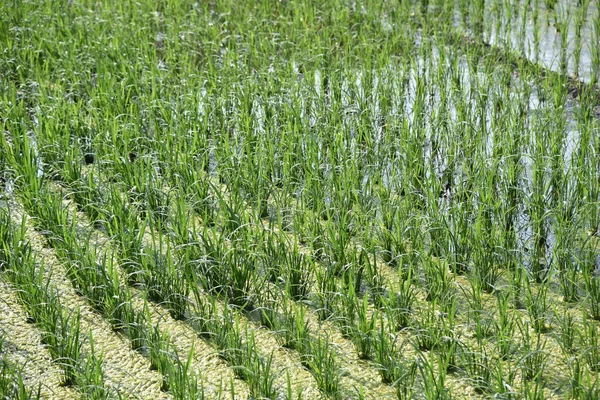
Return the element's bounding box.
[306,214,327,263]
[101,187,143,268]
[145,185,170,232]
[50,311,83,388]
[80,333,108,400]
[373,324,418,398]
[58,146,82,187]
[416,352,450,400]
[567,352,600,399]
[421,255,454,306]
[377,196,411,268]
[2,133,43,205]
[524,279,551,333]
[493,290,517,359]
[210,310,277,398]
[508,265,527,310]
[177,167,215,227]
[581,315,600,372]
[323,211,352,276]
[583,268,600,321]
[222,244,263,310]
[555,5,572,76]
[437,302,460,374]
[363,251,388,308]
[198,231,263,310]
[470,209,502,293]
[314,264,338,321]
[142,244,189,320]
[384,270,416,330]
[243,335,277,400]
[446,202,472,275]
[214,186,249,239]
[0,358,39,400]
[527,169,551,285]
[260,232,286,284]
[412,303,443,352]
[187,293,218,340]
[278,303,311,352]
[350,295,377,360]
[196,228,229,293]
[170,194,193,246]
[572,0,590,79]
[516,322,548,383]
[255,300,279,334]
[302,336,341,399]
[335,278,357,339]
[424,180,449,260]
[593,8,600,85]
[459,347,494,395]
[131,312,208,399]
[284,248,313,302]
[462,279,494,342]
[554,310,579,355]
[517,0,531,55]
[521,375,546,400]
[568,357,584,400]
[531,0,542,61]
[69,170,104,225]
[165,349,205,400]
[555,249,580,303]
[24,187,73,249]
[146,324,173,391]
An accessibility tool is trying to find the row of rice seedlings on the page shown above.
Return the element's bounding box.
[0,211,108,398]
[193,195,419,396]
[1,136,214,399]
[249,295,348,398]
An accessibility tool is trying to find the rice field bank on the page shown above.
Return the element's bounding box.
[1,0,600,398]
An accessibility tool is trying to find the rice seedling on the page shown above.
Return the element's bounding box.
[384,269,416,330]
[494,290,517,359]
[581,315,600,372]
[517,322,548,383]
[301,336,341,399]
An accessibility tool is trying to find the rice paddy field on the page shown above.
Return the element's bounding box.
[1,0,600,399]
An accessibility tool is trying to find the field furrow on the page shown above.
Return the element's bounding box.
[0,280,80,400]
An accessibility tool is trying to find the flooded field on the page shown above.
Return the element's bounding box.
[1,0,599,399]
